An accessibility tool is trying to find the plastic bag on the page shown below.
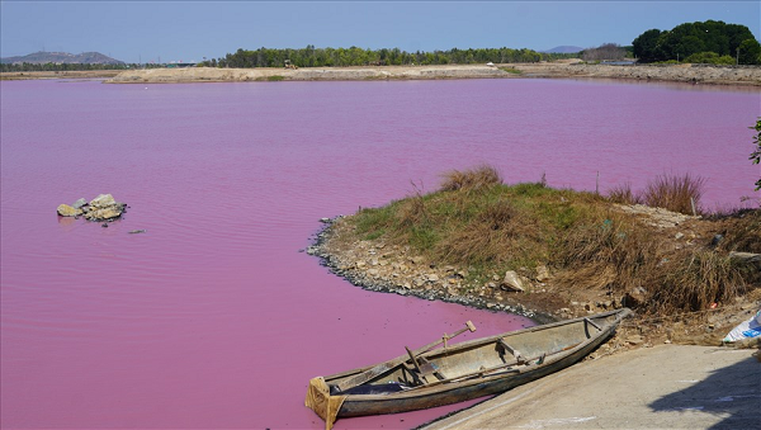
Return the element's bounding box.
[723,309,761,342]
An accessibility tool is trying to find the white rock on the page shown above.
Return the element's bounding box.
[501,270,526,292]
[89,194,116,208]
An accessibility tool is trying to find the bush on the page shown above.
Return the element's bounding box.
[684,51,734,65]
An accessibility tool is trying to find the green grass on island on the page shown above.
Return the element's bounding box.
[342,165,760,316]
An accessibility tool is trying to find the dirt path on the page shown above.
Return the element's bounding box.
[422,344,760,430]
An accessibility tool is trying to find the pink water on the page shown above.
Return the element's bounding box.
[1,78,758,429]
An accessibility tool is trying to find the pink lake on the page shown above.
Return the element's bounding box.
[1,78,759,429]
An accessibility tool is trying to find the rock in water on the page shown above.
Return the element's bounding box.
[85,194,126,221]
[59,193,126,222]
[89,194,117,208]
[84,207,123,221]
[57,204,82,217]
[72,198,87,209]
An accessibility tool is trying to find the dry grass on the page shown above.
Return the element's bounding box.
[439,165,502,192]
[652,250,748,312]
[437,197,549,268]
[642,173,706,215]
[607,183,641,205]
[714,209,761,254]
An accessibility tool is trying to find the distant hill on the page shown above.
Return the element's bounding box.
[1,51,125,65]
[543,46,584,54]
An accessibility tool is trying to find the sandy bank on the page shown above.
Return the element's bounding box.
[106,62,761,86]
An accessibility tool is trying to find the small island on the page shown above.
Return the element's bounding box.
[308,166,761,353]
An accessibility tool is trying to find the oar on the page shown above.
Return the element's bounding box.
[440,320,477,348]
[335,320,477,393]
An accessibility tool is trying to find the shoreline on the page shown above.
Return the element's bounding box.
[4,63,759,87]
[307,217,557,324]
[100,62,761,86]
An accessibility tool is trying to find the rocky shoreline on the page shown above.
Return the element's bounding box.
[106,62,761,86]
[308,217,563,324]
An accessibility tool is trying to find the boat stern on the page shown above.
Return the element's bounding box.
[305,376,347,430]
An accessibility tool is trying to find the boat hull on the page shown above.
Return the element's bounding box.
[337,326,610,417]
[306,308,630,426]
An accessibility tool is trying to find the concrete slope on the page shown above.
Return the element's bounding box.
[422,345,759,430]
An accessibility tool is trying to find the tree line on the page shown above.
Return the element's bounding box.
[4,19,758,72]
[201,45,552,68]
[632,20,760,64]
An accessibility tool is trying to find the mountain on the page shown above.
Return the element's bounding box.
[542,46,584,54]
[0,51,125,65]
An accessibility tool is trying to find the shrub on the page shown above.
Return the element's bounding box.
[642,173,705,215]
[684,51,734,65]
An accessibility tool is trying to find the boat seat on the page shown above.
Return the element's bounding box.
[585,317,602,331]
[498,338,527,365]
[405,346,447,384]
[416,357,449,383]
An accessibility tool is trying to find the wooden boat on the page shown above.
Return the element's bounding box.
[306,308,631,429]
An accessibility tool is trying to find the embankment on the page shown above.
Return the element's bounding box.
[106,62,761,86]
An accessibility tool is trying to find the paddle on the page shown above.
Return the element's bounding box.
[334,320,477,393]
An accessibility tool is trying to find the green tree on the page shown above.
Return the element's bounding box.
[633,29,664,62]
[633,20,757,63]
[738,38,761,65]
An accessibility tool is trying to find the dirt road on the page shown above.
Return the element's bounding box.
[422,344,759,430]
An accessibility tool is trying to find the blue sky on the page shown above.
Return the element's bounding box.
[1,1,759,63]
